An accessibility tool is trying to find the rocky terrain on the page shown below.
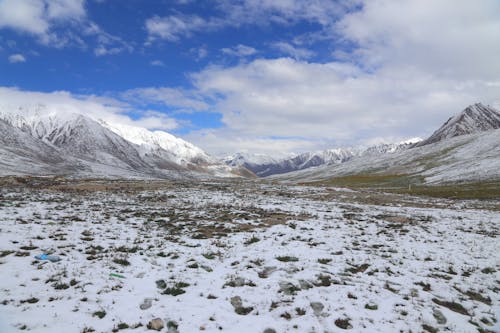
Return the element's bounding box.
[0,179,498,333]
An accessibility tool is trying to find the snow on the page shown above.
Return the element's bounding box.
[0,103,238,179]
[100,121,213,166]
[0,181,498,333]
[272,129,500,185]
[225,140,422,178]
[417,103,500,146]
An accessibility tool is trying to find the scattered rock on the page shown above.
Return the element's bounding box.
[433,309,447,324]
[258,266,277,278]
[335,318,352,329]
[167,320,179,333]
[156,280,167,289]
[140,298,153,310]
[147,318,164,331]
[263,329,276,333]
[310,302,324,316]
[230,296,253,315]
[365,302,378,310]
[278,281,300,295]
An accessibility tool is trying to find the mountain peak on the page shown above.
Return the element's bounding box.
[415,103,500,147]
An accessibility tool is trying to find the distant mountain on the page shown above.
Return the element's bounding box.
[271,103,500,185]
[272,128,500,185]
[224,139,421,177]
[415,103,500,147]
[0,104,245,179]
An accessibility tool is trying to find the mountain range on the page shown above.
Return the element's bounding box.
[224,103,500,179]
[271,103,500,185]
[223,139,422,177]
[0,104,249,179]
[0,102,499,184]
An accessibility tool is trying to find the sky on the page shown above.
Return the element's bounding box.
[0,0,499,156]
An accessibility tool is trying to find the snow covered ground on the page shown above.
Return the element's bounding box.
[0,180,498,333]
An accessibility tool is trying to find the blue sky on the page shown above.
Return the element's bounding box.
[1,0,499,155]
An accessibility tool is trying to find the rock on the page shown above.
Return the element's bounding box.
[230,296,253,315]
[278,281,300,295]
[433,309,447,324]
[334,318,352,330]
[258,266,277,278]
[147,318,164,331]
[156,279,167,289]
[232,277,246,287]
[140,298,153,310]
[263,329,277,333]
[298,279,313,290]
[167,320,179,333]
[310,302,324,316]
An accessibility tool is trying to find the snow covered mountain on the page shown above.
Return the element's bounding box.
[271,103,500,185]
[415,103,500,147]
[0,104,244,179]
[273,128,500,185]
[224,139,421,177]
[99,121,213,167]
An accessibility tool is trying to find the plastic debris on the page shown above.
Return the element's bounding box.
[34,254,61,262]
[110,273,125,279]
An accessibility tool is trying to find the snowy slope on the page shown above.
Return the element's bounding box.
[415,103,500,146]
[100,121,213,166]
[0,118,81,176]
[0,104,241,179]
[272,129,500,185]
[224,139,421,177]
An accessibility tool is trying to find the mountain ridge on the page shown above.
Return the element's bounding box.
[0,104,244,179]
[414,103,500,147]
[224,138,422,177]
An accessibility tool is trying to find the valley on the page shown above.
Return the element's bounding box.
[0,179,498,333]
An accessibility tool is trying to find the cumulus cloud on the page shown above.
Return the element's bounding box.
[8,54,26,63]
[0,0,85,37]
[174,0,500,154]
[0,87,179,131]
[0,0,131,54]
[336,0,500,80]
[188,56,499,153]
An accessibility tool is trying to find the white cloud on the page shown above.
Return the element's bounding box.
[187,56,500,154]
[221,44,257,57]
[0,87,179,131]
[145,0,353,43]
[0,0,85,36]
[175,0,500,155]
[123,87,209,112]
[0,0,49,35]
[150,60,165,66]
[184,128,322,157]
[8,54,26,63]
[46,0,86,21]
[336,0,500,80]
[216,0,353,27]
[145,14,214,43]
[94,45,125,57]
[272,42,314,59]
[190,45,208,60]
[0,0,130,54]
